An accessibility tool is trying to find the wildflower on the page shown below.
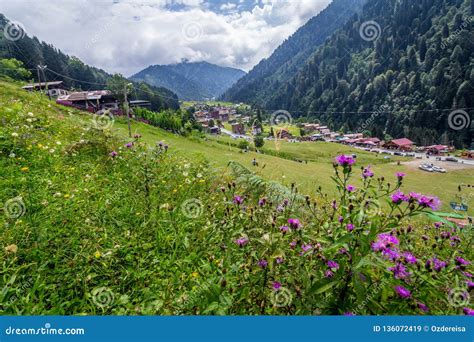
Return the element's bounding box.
[324,270,334,278]
[64,194,70,199]
[372,233,399,252]
[466,280,474,290]
[434,222,443,228]
[234,237,248,247]
[431,257,447,272]
[5,244,18,254]
[335,155,355,167]
[388,263,410,279]
[233,195,243,205]
[56,141,62,145]
[257,259,268,268]
[401,252,417,264]
[287,218,301,230]
[280,225,289,233]
[343,312,355,316]
[463,272,473,278]
[338,216,343,223]
[391,190,408,204]
[289,241,297,249]
[49,148,55,154]
[362,166,374,178]
[20,167,29,172]
[417,302,429,312]
[9,153,16,158]
[272,281,281,291]
[463,308,474,316]
[133,133,141,139]
[331,200,337,210]
[394,285,411,299]
[258,198,267,207]
[275,257,284,264]
[276,205,284,212]
[110,151,118,158]
[417,195,441,210]
[11,132,19,137]
[301,244,312,253]
[282,199,289,206]
[396,172,405,180]
[455,256,470,266]
[346,223,354,232]
[28,112,34,117]
[191,272,199,278]
[125,142,133,148]
[346,185,356,192]
[382,248,400,261]
[94,251,101,258]
[327,260,339,270]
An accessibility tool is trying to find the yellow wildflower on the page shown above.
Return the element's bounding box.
[63,194,70,199]
[191,272,199,278]
[5,244,18,254]
[94,251,101,258]
[20,167,29,172]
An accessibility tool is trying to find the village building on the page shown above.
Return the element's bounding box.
[22,81,69,98]
[276,128,292,139]
[384,138,415,151]
[231,123,246,135]
[56,90,119,113]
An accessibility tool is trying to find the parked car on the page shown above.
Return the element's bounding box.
[445,157,458,162]
[419,163,434,172]
[431,165,447,173]
[394,152,404,156]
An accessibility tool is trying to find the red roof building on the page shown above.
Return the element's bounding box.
[384,138,414,151]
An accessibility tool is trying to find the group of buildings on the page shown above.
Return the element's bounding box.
[22,81,151,113]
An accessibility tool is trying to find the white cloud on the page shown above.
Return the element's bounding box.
[0,0,331,76]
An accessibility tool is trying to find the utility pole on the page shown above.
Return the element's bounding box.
[124,83,132,137]
[37,64,49,99]
[36,67,42,92]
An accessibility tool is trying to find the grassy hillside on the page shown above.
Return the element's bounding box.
[1,81,473,316]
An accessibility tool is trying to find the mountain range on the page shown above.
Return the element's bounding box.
[221,0,367,105]
[131,61,246,101]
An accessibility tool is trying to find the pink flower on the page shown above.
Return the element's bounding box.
[346,185,356,192]
[234,237,249,247]
[391,190,408,204]
[327,260,339,270]
[272,281,281,290]
[233,196,243,205]
[362,166,374,178]
[125,142,133,148]
[287,218,301,230]
[110,151,118,158]
[394,285,411,299]
[396,172,406,179]
[335,155,355,167]
[463,307,474,316]
[346,223,354,232]
[280,225,289,233]
[257,259,268,268]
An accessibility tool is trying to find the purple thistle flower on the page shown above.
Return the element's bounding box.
[466,280,474,290]
[417,302,429,312]
[362,166,374,178]
[343,311,355,316]
[280,225,289,233]
[346,185,356,192]
[391,190,408,204]
[289,241,297,249]
[133,133,141,139]
[282,199,289,206]
[382,248,400,261]
[300,244,312,255]
[402,252,417,264]
[258,198,267,207]
[233,195,243,205]
[372,233,400,252]
[417,195,441,210]
[331,200,337,210]
[346,223,354,232]
[110,151,118,158]
[434,222,443,228]
[431,257,447,272]
[463,308,474,316]
[324,270,334,278]
[287,218,301,230]
[276,257,284,264]
[388,263,411,279]
[338,216,344,223]
[335,154,355,167]
[327,260,339,270]
[463,272,473,278]
[125,142,133,148]
[234,237,249,247]
[394,285,411,299]
[276,205,284,212]
[396,172,406,180]
[455,256,470,266]
[272,281,281,291]
[257,259,268,268]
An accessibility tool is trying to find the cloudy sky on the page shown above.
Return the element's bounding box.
[0,0,331,76]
